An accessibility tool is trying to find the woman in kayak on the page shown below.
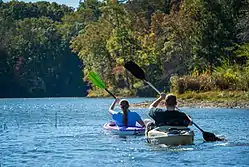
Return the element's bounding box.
[109,98,145,127]
[148,93,192,127]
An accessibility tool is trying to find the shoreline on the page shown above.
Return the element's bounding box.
[130,99,249,109]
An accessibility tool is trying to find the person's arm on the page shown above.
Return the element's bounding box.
[137,119,145,127]
[134,112,145,127]
[108,98,119,115]
[149,93,166,109]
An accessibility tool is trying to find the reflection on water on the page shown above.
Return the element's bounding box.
[0,98,249,167]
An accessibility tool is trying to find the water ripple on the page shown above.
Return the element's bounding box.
[1,98,249,167]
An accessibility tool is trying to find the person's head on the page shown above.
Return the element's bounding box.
[165,94,177,107]
[119,99,129,111]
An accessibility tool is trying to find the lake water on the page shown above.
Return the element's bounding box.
[0,98,249,167]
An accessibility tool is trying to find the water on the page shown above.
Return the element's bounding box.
[0,98,249,167]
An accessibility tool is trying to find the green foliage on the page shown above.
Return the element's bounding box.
[7,17,77,96]
[177,90,249,103]
[170,71,216,94]
[235,43,249,64]
[0,1,73,21]
[236,1,249,43]
[71,20,114,84]
[1,0,249,98]
[0,1,87,97]
[213,63,239,90]
[78,0,102,21]
[170,75,199,94]
[115,88,135,97]
[71,0,249,96]
[194,0,240,69]
[213,61,249,91]
[170,62,249,94]
[170,75,185,94]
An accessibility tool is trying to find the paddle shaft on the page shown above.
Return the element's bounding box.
[179,107,205,133]
[144,80,161,94]
[105,88,116,99]
[192,122,204,133]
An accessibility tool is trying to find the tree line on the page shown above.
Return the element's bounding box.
[1,0,249,98]
[0,1,87,97]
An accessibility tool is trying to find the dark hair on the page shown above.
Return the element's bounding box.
[123,111,128,127]
[119,99,129,127]
[165,94,177,106]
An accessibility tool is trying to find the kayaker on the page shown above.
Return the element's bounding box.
[109,98,145,127]
[148,93,192,127]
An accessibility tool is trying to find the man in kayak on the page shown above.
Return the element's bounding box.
[109,98,145,127]
[147,93,192,128]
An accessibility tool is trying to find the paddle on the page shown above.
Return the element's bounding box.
[124,60,223,142]
[192,122,224,141]
[124,61,161,94]
[88,71,116,99]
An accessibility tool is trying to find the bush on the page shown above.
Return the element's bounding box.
[170,75,185,94]
[170,64,249,93]
[213,66,239,90]
[170,72,215,94]
[198,71,215,91]
[236,66,249,91]
[212,63,249,91]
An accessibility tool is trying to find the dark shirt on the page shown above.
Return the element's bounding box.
[149,108,191,127]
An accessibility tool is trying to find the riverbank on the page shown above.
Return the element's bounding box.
[88,90,249,108]
[130,91,249,109]
[130,99,249,109]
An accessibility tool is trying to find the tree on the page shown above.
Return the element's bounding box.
[0,1,73,21]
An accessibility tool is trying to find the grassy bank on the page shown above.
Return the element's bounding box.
[177,90,249,101]
[130,90,249,109]
[88,88,249,108]
[176,90,249,108]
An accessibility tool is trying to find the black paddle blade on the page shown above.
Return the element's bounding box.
[124,61,146,80]
[203,131,224,142]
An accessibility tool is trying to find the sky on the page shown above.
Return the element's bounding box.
[3,0,81,8]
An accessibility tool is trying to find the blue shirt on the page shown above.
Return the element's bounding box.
[111,111,141,127]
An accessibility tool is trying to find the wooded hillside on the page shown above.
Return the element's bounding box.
[1,0,249,97]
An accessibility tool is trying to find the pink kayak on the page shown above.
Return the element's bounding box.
[103,121,145,135]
